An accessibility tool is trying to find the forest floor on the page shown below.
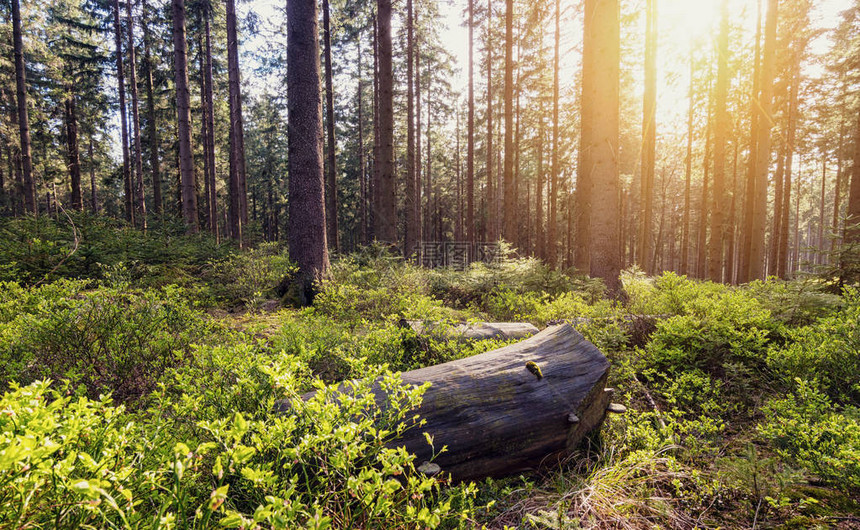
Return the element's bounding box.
[1,215,859,529]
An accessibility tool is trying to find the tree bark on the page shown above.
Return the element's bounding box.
[64,95,83,211]
[323,0,339,252]
[357,38,368,245]
[777,61,798,278]
[847,106,860,247]
[486,0,495,242]
[739,0,763,283]
[127,0,147,228]
[681,54,694,276]
[227,0,248,244]
[172,0,198,232]
[287,0,331,304]
[12,0,35,214]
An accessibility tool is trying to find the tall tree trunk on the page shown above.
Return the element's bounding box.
[638,0,657,274]
[227,0,248,244]
[818,160,827,264]
[323,0,339,252]
[726,141,738,283]
[536,100,545,260]
[847,107,860,248]
[697,104,712,279]
[127,0,147,228]
[426,76,433,241]
[502,0,514,242]
[374,0,396,243]
[203,10,218,238]
[832,120,845,253]
[405,0,417,255]
[681,54,694,275]
[287,0,330,304]
[199,47,212,231]
[467,0,475,244]
[456,110,463,241]
[739,0,763,283]
[142,5,161,215]
[769,131,787,276]
[746,0,777,281]
[550,0,561,267]
[64,94,83,211]
[172,0,198,232]
[581,0,621,293]
[708,0,729,282]
[416,17,424,242]
[12,0,35,214]
[777,61,798,278]
[371,15,378,240]
[357,38,367,245]
[114,0,134,223]
[486,0,494,242]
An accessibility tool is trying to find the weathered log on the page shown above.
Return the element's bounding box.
[401,320,540,341]
[280,324,612,482]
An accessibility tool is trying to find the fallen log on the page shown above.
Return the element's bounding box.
[400,320,540,341]
[279,324,614,482]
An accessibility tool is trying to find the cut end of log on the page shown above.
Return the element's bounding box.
[567,413,580,424]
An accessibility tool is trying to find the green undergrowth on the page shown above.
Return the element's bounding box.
[1,229,858,528]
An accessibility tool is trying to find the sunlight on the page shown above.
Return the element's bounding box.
[659,0,723,50]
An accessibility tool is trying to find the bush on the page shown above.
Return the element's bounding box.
[758,380,860,493]
[0,282,216,402]
[207,242,297,307]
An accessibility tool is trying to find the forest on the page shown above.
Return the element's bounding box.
[1,0,860,527]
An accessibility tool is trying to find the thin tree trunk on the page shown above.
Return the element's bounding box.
[416,20,424,242]
[513,29,522,249]
[726,141,738,283]
[114,0,134,223]
[203,10,218,238]
[847,106,860,247]
[708,0,729,282]
[536,100,545,260]
[323,0,339,252]
[697,99,712,280]
[142,5,161,215]
[358,38,367,245]
[832,120,845,252]
[89,134,98,213]
[550,0,561,267]
[486,0,494,242]
[639,0,657,274]
[405,0,417,255]
[64,94,83,210]
[739,0,763,283]
[777,62,798,278]
[681,53,694,275]
[818,160,827,264]
[374,0,396,243]
[287,0,330,303]
[502,0,514,242]
[127,0,147,228]
[172,0,198,232]
[769,132,787,276]
[12,0,35,214]
[199,47,212,231]
[227,0,248,243]
[467,0,475,244]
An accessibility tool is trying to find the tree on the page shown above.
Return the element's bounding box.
[467,0,475,243]
[580,0,621,293]
[201,2,218,237]
[172,0,198,232]
[287,0,330,303]
[11,0,35,214]
[549,0,560,267]
[405,0,418,255]
[373,0,396,244]
[638,0,656,274]
[502,0,514,242]
[127,0,146,228]
[227,0,248,244]
[141,3,162,215]
[113,0,133,223]
[323,0,339,252]
[708,0,729,282]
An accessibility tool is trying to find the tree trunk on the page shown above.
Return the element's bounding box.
[739,0,763,283]
[726,142,738,283]
[550,0,562,268]
[227,0,248,244]
[708,0,729,282]
[357,38,368,245]
[831,119,846,253]
[323,0,339,252]
[89,134,98,213]
[582,0,621,293]
[405,0,417,255]
[142,5,162,215]
[747,0,777,282]
[486,0,495,242]
[502,0,515,243]
[113,0,134,223]
[639,0,657,275]
[64,95,83,211]
[199,47,213,231]
[287,0,331,304]
[203,11,218,238]
[697,104,711,279]
[277,324,613,483]
[172,0,198,232]
[536,99,545,261]
[12,0,35,214]
[467,0,475,244]
[818,160,827,265]
[847,106,860,247]
[372,0,396,244]
[681,54,694,275]
[777,62,798,278]
[127,0,147,229]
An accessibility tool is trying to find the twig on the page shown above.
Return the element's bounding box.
[633,374,667,429]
